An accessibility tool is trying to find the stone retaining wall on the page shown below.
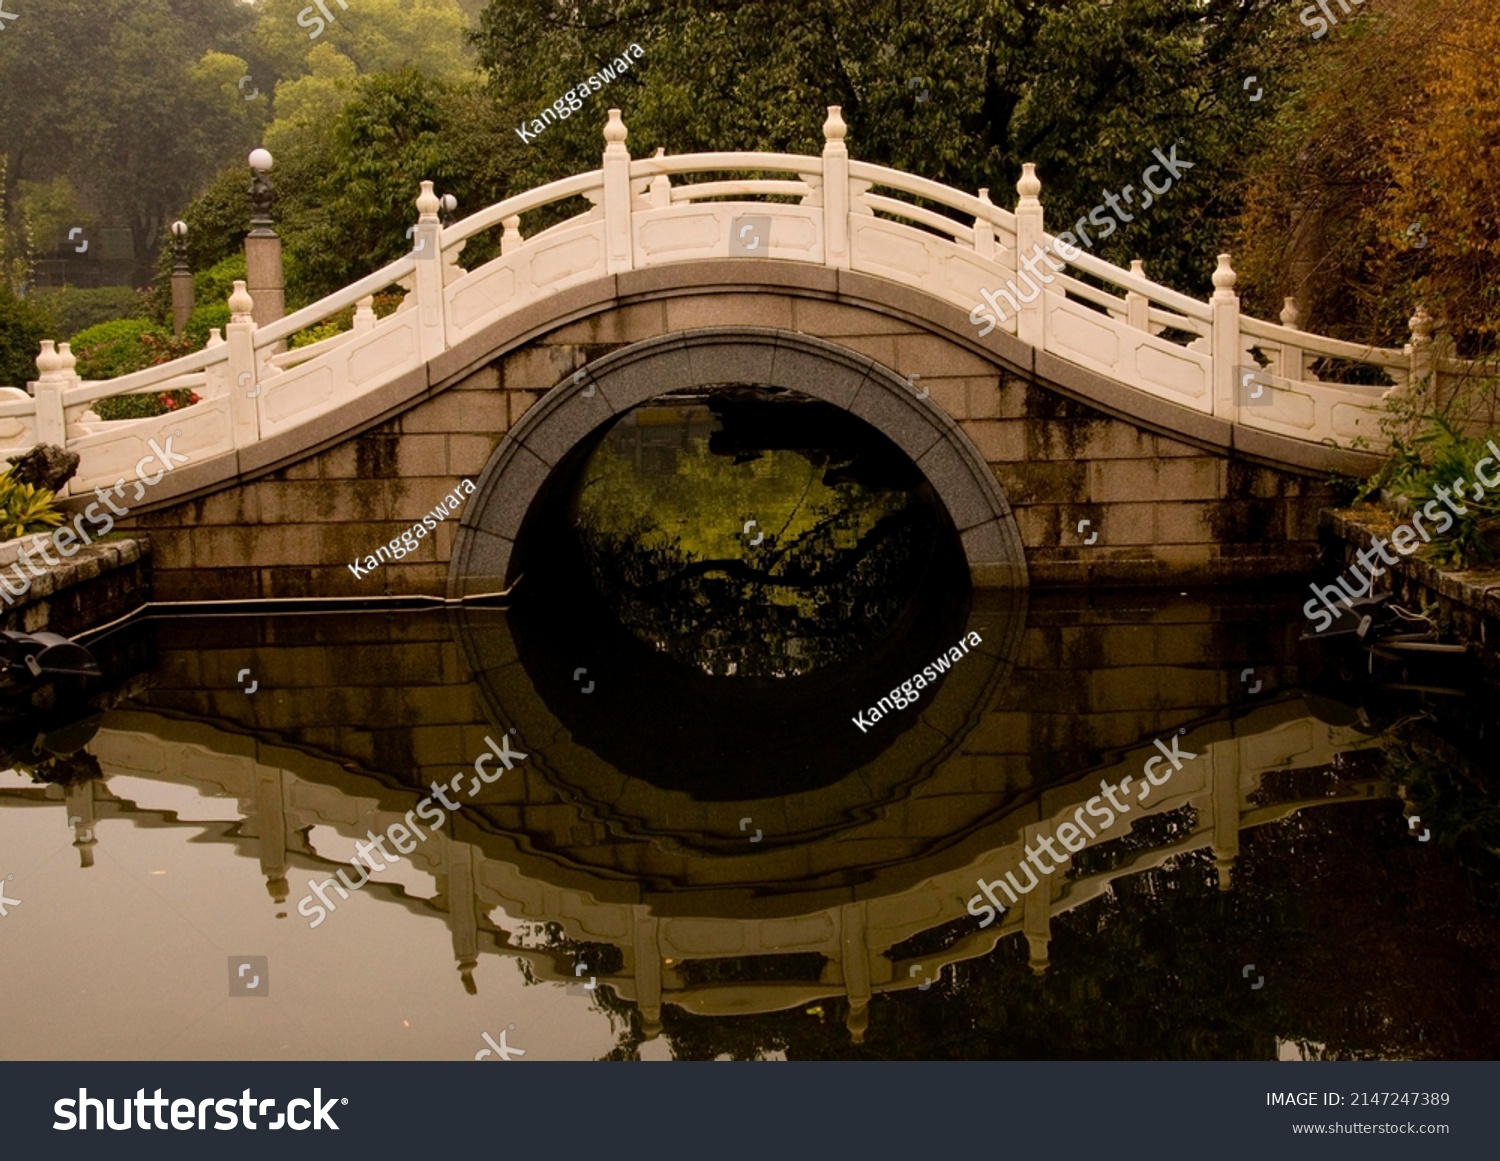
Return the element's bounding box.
[1326,510,1500,671]
[0,538,150,636]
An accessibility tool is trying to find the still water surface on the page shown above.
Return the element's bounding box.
[1,587,1496,1061]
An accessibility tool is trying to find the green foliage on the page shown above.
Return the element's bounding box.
[92,387,199,422]
[289,318,346,349]
[0,287,54,389]
[1355,402,1500,566]
[194,253,247,309]
[184,301,230,347]
[474,0,1294,297]
[0,0,262,286]
[0,471,64,539]
[288,69,505,299]
[69,318,166,379]
[29,286,147,340]
[254,0,472,85]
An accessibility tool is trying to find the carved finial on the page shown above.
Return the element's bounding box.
[206,327,224,347]
[604,108,627,147]
[228,279,255,323]
[1280,296,1301,330]
[416,180,440,221]
[1017,162,1041,201]
[1212,253,1237,295]
[57,342,77,376]
[823,105,847,144]
[1130,258,1146,279]
[35,340,60,378]
[1409,303,1433,342]
[977,187,992,205]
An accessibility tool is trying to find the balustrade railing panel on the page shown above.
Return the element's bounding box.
[26,106,1482,486]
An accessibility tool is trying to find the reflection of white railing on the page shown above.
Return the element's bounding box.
[66,701,1385,1028]
[10,106,1479,497]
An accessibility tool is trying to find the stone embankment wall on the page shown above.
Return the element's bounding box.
[1326,510,1500,671]
[0,538,150,636]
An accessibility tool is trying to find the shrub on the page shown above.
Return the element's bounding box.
[29,286,147,340]
[193,254,246,312]
[184,300,230,346]
[0,470,64,540]
[70,318,166,379]
[1359,408,1500,566]
[91,388,200,422]
[0,290,59,389]
[290,315,349,349]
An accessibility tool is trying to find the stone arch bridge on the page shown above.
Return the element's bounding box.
[5,107,1456,599]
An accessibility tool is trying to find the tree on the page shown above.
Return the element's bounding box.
[0,0,261,285]
[253,0,473,85]
[473,0,1301,296]
[1232,0,1498,355]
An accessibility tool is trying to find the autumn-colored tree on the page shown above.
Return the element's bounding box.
[1233,0,1498,359]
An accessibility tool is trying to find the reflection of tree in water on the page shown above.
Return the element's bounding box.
[573,393,943,677]
[574,780,1500,1060]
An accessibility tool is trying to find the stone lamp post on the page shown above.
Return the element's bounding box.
[169,220,193,337]
[245,148,285,329]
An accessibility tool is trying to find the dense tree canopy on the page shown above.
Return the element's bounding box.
[3,0,1496,378]
[473,0,1299,296]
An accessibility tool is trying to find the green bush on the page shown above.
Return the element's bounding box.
[193,254,246,312]
[0,289,55,389]
[184,300,230,346]
[91,387,200,422]
[70,317,199,419]
[29,286,146,341]
[70,318,166,379]
[1358,410,1500,566]
[289,317,346,349]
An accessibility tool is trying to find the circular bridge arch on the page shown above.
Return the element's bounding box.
[448,327,1028,597]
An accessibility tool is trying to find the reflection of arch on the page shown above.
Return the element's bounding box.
[449,328,1029,597]
[5,696,1385,1043]
[452,591,1029,896]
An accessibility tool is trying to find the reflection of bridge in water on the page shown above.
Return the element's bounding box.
[4,651,1383,1042]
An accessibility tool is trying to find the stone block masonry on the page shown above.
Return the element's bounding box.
[121,285,1350,601]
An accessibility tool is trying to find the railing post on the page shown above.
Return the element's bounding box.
[1014,163,1044,348]
[1210,253,1241,421]
[648,148,671,209]
[972,188,995,260]
[822,106,850,269]
[500,216,522,257]
[352,295,376,336]
[32,340,67,452]
[1278,296,1306,381]
[412,181,447,361]
[226,280,261,449]
[1126,259,1150,332]
[1405,304,1435,402]
[602,109,634,274]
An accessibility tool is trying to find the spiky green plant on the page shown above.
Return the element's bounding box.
[0,472,64,540]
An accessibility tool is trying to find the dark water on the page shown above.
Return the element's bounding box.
[2,398,1498,1061]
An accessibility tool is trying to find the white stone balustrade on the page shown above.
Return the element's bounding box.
[7,106,1491,498]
